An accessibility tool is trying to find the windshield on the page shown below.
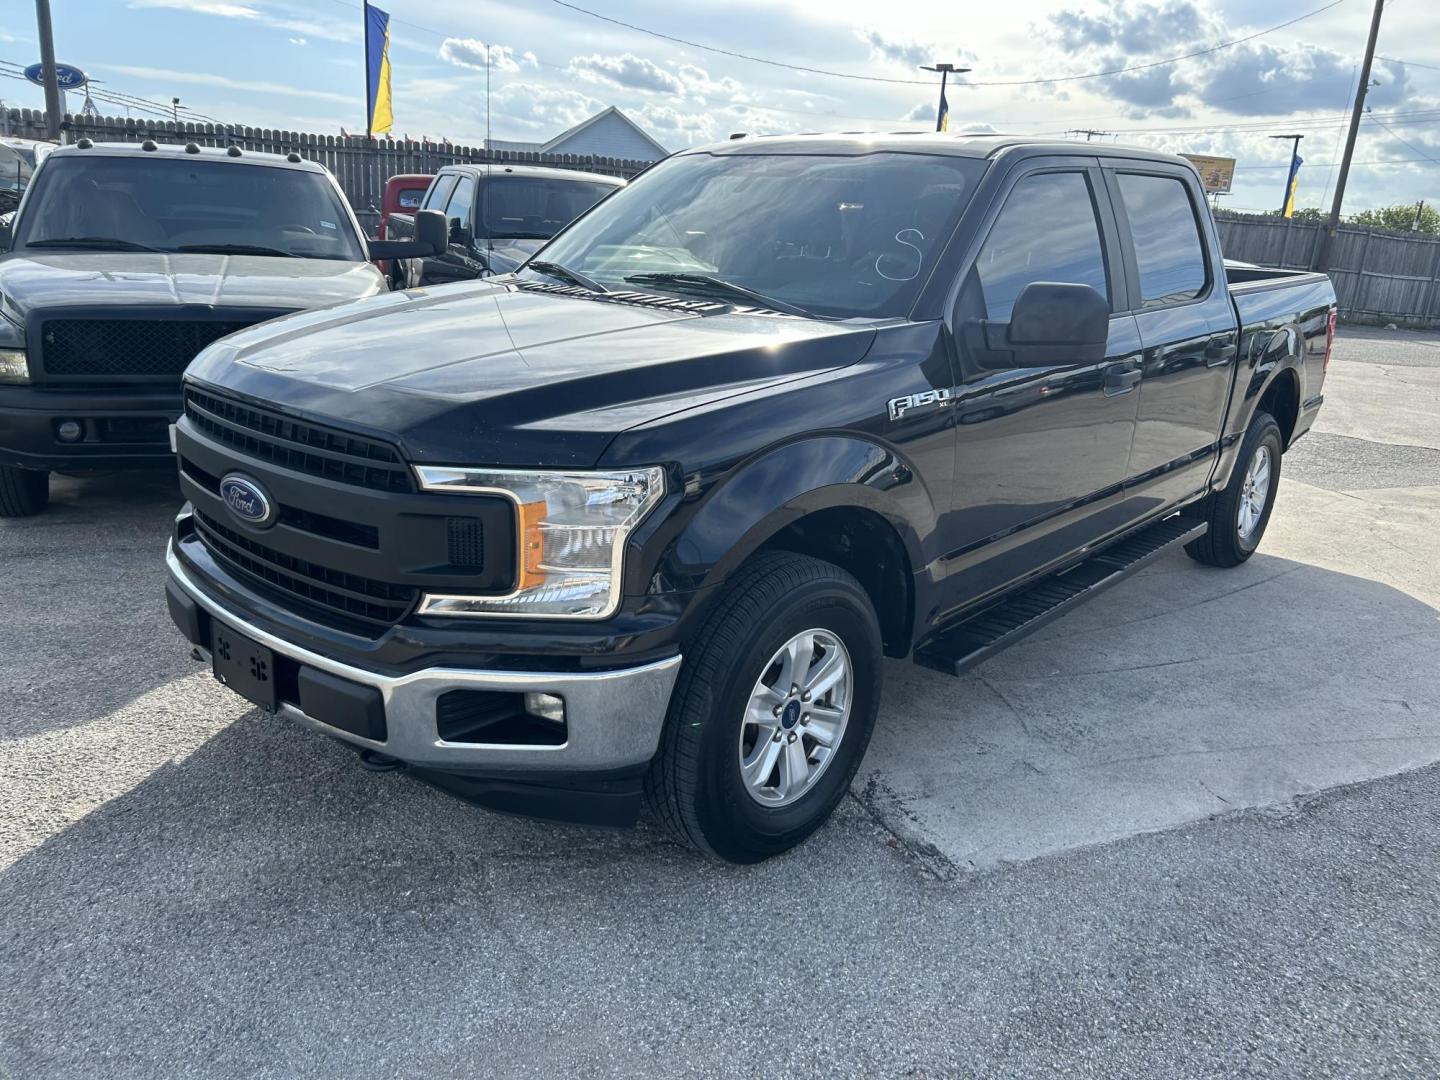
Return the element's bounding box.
[480,176,617,240]
[13,155,365,260]
[531,151,986,318]
[0,145,32,193]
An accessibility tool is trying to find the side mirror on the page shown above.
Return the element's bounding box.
[368,209,447,260]
[970,282,1110,369]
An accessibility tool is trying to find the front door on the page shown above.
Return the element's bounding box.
[941,163,1143,616]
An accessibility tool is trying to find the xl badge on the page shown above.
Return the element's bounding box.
[220,473,276,528]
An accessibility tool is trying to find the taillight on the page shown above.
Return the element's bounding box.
[1324,306,1337,371]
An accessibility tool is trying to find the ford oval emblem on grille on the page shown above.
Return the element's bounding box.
[219,473,276,528]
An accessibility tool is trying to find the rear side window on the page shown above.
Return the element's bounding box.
[445,176,476,229]
[972,171,1110,322]
[1117,174,1207,308]
[422,174,457,210]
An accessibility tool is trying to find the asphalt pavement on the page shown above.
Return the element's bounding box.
[2,326,1438,1078]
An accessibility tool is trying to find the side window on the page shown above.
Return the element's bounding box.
[422,174,457,211]
[971,172,1110,322]
[1117,174,1207,308]
[445,176,476,233]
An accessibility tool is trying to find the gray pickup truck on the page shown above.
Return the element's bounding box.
[0,140,442,516]
[386,163,621,287]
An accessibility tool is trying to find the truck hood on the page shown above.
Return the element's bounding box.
[0,252,385,324]
[186,279,878,468]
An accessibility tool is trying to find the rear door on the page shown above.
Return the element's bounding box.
[1104,163,1238,510]
[941,159,1144,614]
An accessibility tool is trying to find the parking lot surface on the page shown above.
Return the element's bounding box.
[2,327,1438,1078]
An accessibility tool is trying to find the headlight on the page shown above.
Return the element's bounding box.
[414,465,666,619]
[0,349,28,384]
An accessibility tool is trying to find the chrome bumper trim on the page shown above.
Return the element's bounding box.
[167,542,682,772]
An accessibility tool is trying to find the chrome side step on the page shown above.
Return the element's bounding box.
[914,515,1208,678]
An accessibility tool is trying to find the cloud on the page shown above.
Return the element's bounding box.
[569,52,683,95]
[288,37,306,46]
[904,102,935,122]
[438,38,538,75]
[856,29,932,70]
[129,0,261,15]
[1040,0,1410,116]
[102,63,352,104]
[1050,0,1212,55]
[488,82,606,134]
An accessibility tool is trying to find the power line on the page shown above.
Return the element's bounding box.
[542,0,1350,88]
[1376,54,1440,72]
[1368,114,1440,164]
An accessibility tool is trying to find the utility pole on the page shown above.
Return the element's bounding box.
[34,0,63,142]
[919,63,970,132]
[1269,134,1304,216]
[1068,129,1113,142]
[171,97,180,122]
[1316,0,1385,271]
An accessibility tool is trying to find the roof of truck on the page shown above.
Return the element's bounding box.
[690,132,1190,167]
[42,141,330,173]
[438,163,624,186]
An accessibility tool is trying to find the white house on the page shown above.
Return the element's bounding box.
[488,107,668,163]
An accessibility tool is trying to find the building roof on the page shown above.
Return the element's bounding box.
[540,107,669,160]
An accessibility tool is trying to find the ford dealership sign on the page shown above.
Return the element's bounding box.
[24,63,88,89]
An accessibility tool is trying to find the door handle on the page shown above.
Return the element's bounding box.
[1205,339,1238,367]
[1104,364,1142,395]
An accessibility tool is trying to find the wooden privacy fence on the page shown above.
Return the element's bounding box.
[3,108,651,232]
[1216,211,1440,329]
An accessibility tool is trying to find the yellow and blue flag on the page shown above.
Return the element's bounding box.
[1282,152,1302,219]
[937,86,950,133]
[364,2,393,136]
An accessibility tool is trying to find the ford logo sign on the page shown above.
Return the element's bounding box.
[219,474,276,528]
[24,63,88,90]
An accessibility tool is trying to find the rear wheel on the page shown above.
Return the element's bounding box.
[645,551,882,862]
[0,465,49,517]
[1185,410,1282,568]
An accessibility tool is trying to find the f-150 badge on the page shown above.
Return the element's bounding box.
[888,387,957,422]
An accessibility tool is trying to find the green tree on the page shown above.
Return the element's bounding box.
[1347,203,1440,235]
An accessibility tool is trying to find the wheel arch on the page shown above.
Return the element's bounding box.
[648,435,931,656]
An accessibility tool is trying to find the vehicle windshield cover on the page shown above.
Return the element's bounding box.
[533,151,986,318]
[480,176,617,240]
[13,155,365,260]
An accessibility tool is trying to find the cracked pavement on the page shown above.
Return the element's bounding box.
[3,326,1439,1078]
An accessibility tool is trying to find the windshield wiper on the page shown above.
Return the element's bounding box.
[528,259,608,294]
[174,243,299,258]
[25,236,165,253]
[622,272,812,317]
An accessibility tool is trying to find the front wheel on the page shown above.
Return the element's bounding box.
[0,465,49,517]
[645,551,882,862]
[1185,410,1282,568]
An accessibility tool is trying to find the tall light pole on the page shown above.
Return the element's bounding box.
[919,63,970,133]
[1316,0,1385,271]
[34,0,63,142]
[1269,134,1304,216]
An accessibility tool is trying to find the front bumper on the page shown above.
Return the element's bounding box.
[166,542,683,777]
[0,383,179,470]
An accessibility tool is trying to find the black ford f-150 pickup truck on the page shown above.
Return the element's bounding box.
[164,134,1336,862]
[0,140,442,516]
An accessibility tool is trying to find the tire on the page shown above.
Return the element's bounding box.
[1185,410,1283,568]
[645,551,883,863]
[0,465,49,517]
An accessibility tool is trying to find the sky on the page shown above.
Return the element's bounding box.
[1,0,1437,215]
